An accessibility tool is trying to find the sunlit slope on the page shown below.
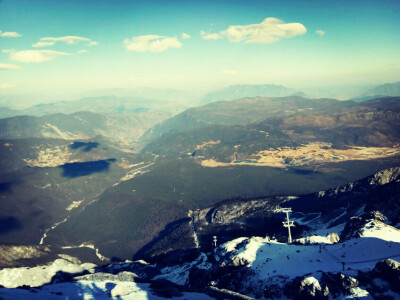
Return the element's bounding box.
[143,97,400,164]
[0,138,150,246]
[140,96,344,141]
[0,111,168,143]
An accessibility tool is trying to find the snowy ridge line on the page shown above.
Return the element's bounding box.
[208,286,256,300]
[39,217,68,245]
[190,214,200,249]
[62,244,108,261]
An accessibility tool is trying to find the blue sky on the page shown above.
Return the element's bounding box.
[0,0,399,102]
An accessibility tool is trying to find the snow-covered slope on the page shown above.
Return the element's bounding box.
[0,281,215,300]
[221,232,400,282]
[0,258,216,299]
[0,258,96,288]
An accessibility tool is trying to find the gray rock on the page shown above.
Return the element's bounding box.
[327,233,340,243]
[368,167,400,185]
[287,276,329,299]
[231,256,249,267]
[74,271,138,282]
[339,274,358,294]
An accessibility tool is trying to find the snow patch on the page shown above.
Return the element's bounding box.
[223,237,248,252]
[295,233,339,245]
[153,253,211,286]
[0,259,96,288]
[359,220,400,243]
[0,281,216,299]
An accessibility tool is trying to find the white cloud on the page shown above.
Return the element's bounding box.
[221,70,238,75]
[0,63,21,70]
[8,50,71,63]
[0,30,21,38]
[32,36,98,47]
[77,49,88,54]
[200,30,222,40]
[201,18,306,44]
[0,83,16,89]
[181,33,191,39]
[32,41,55,48]
[315,30,326,37]
[124,35,182,52]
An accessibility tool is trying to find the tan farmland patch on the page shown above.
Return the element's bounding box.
[201,142,400,168]
[195,140,221,150]
[66,200,83,211]
[24,146,79,167]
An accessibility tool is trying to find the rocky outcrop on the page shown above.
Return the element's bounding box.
[371,259,400,293]
[340,212,390,241]
[316,167,400,200]
[191,199,281,226]
[74,271,138,282]
[320,273,359,298]
[368,211,388,221]
[286,276,329,299]
[0,245,57,269]
[368,167,400,185]
[328,233,340,243]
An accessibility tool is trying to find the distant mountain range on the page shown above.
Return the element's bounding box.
[0,95,188,118]
[354,81,400,101]
[142,97,400,163]
[140,96,342,141]
[0,111,170,143]
[201,84,303,104]
[1,82,399,120]
[201,81,400,105]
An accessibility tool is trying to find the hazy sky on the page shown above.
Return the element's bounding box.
[1,0,399,102]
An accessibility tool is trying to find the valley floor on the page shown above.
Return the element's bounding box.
[201,143,400,168]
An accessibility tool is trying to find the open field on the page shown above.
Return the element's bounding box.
[201,142,400,168]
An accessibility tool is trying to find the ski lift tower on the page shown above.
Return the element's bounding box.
[281,208,295,244]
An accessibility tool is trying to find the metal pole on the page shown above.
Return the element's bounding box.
[286,211,292,244]
[281,208,295,244]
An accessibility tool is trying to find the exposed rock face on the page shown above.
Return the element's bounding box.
[368,167,400,185]
[338,274,359,294]
[231,256,249,267]
[0,245,56,269]
[75,271,138,282]
[289,276,329,299]
[320,273,358,298]
[191,199,281,226]
[0,245,51,262]
[327,233,340,243]
[340,217,365,240]
[286,167,400,240]
[372,259,400,293]
[316,167,400,200]
[340,213,392,241]
[368,210,388,222]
